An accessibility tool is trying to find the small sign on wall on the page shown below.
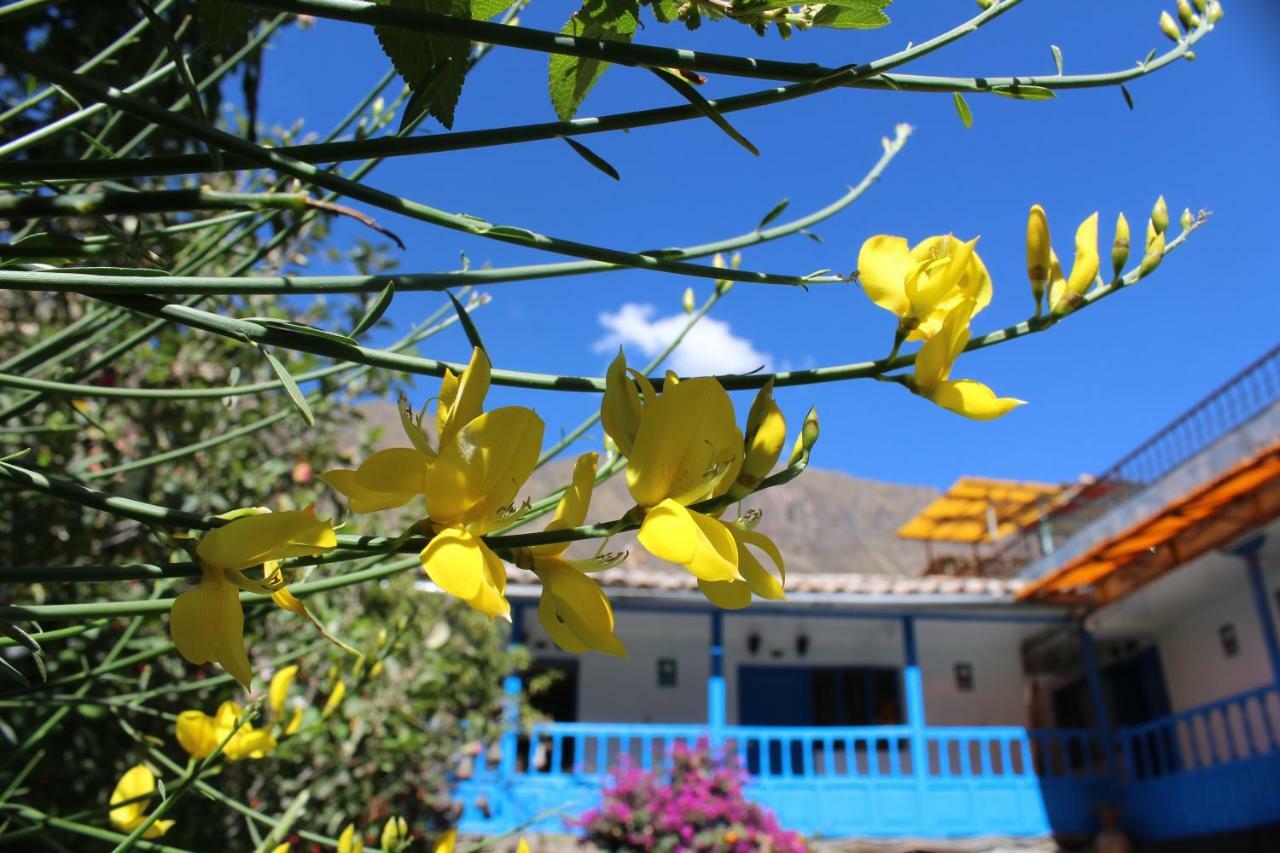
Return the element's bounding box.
[657,657,678,688]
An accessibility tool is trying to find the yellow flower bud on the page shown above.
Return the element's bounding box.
[382,816,410,851]
[1192,0,1206,10]
[322,679,346,718]
[338,824,364,853]
[1177,0,1199,29]
[1180,208,1195,231]
[1151,195,1169,235]
[1111,213,1130,279]
[682,287,695,314]
[1026,204,1052,308]
[1159,10,1181,41]
[1207,1,1222,23]
[1139,231,1166,278]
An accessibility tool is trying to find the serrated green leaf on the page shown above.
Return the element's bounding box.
[259,347,315,428]
[352,281,397,337]
[196,0,257,47]
[650,68,759,156]
[811,0,891,30]
[990,84,1056,101]
[952,92,973,129]
[1121,84,1135,110]
[1051,44,1063,76]
[446,290,487,353]
[561,136,621,180]
[244,318,359,347]
[757,198,789,231]
[399,62,461,133]
[548,0,639,121]
[376,0,472,130]
[471,0,515,19]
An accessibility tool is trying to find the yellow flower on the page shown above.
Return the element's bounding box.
[695,524,787,611]
[729,379,786,499]
[269,664,297,718]
[1026,204,1051,313]
[604,352,788,610]
[523,453,626,657]
[433,827,456,852]
[175,701,277,761]
[517,840,531,853]
[109,765,174,838]
[600,348,656,457]
[322,679,347,719]
[171,509,336,687]
[857,234,992,340]
[338,823,364,853]
[271,844,290,853]
[910,301,1025,420]
[418,404,544,619]
[383,816,410,850]
[320,348,490,513]
[1047,210,1100,316]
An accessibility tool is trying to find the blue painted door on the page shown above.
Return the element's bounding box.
[739,667,813,725]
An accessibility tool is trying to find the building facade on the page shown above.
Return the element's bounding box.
[455,345,1280,843]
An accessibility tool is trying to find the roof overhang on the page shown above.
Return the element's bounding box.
[897,476,1065,544]
[1017,439,1280,605]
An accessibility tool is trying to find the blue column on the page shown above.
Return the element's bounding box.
[1235,534,1280,686]
[499,602,526,777]
[901,616,928,821]
[708,609,726,745]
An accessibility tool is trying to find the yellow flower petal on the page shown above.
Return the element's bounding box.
[736,379,785,494]
[425,407,544,526]
[1026,204,1052,292]
[733,527,787,600]
[109,764,155,829]
[384,816,410,850]
[857,235,912,317]
[1064,211,1100,301]
[322,679,347,719]
[338,824,364,853]
[930,379,1026,421]
[637,500,739,582]
[271,844,291,853]
[626,378,743,508]
[175,710,219,759]
[398,394,438,459]
[438,347,491,446]
[420,528,511,618]
[531,452,598,558]
[285,706,304,736]
[353,447,431,496]
[601,349,644,457]
[697,579,753,610]
[269,665,298,718]
[170,575,253,688]
[912,300,973,393]
[196,511,335,573]
[538,591,588,654]
[225,727,277,761]
[536,558,625,657]
[319,469,418,514]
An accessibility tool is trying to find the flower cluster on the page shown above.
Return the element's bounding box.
[576,741,807,852]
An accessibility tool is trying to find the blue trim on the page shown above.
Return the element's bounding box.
[1237,536,1280,686]
[498,602,525,777]
[708,610,725,742]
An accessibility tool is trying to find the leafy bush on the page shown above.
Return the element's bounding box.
[576,741,807,852]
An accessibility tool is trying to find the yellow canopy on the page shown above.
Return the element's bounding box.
[897,477,1064,543]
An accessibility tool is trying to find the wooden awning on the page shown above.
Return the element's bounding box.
[897,477,1064,544]
[1018,440,1280,604]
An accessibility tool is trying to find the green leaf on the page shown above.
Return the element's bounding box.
[990,84,1056,101]
[0,622,45,683]
[352,281,397,338]
[811,0,891,30]
[0,655,30,688]
[799,228,823,244]
[399,62,463,133]
[561,136,621,180]
[650,68,759,156]
[1142,47,1157,67]
[757,198,789,231]
[244,317,359,347]
[1121,84,1135,110]
[376,0,473,130]
[196,0,257,47]
[548,0,639,121]
[1051,44,1063,76]
[471,0,515,18]
[446,290,487,353]
[138,0,223,171]
[259,346,315,428]
[952,92,973,129]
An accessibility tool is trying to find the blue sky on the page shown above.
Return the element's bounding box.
[254,0,1279,490]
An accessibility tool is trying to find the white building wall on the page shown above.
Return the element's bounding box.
[521,605,1038,727]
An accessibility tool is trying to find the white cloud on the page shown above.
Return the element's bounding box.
[593,303,772,376]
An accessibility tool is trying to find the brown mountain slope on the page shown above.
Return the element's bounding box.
[348,401,943,577]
